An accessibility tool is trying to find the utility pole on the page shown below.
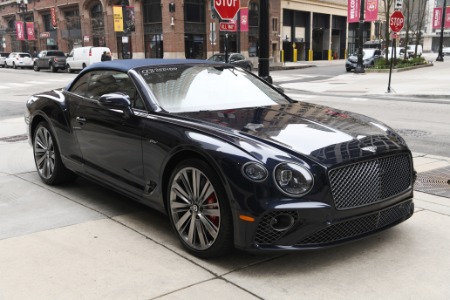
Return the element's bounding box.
[258,0,272,83]
[354,0,366,73]
[436,0,447,62]
[17,0,28,53]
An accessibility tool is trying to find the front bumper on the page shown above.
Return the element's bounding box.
[236,198,414,252]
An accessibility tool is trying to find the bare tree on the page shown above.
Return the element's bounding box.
[381,0,395,61]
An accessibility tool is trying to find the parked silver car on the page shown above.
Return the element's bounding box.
[0,52,10,68]
[346,49,382,72]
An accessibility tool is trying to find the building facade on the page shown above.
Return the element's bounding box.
[0,0,405,63]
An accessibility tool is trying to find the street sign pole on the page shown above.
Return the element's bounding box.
[387,10,404,93]
[436,0,447,62]
[354,0,366,74]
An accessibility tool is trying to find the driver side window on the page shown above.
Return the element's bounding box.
[80,70,145,110]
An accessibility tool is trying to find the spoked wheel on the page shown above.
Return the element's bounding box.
[33,122,77,185]
[168,159,233,258]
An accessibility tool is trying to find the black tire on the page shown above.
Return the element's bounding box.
[346,67,351,72]
[66,64,73,73]
[13,62,17,69]
[33,122,77,185]
[34,64,40,71]
[50,64,57,73]
[167,159,233,258]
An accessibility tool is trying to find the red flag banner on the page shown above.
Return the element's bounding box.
[433,7,442,29]
[26,22,35,40]
[50,7,57,27]
[240,7,249,32]
[16,21,25,40]
[446,7,450,28]
[348,0,360,23]
[365,0,379,22]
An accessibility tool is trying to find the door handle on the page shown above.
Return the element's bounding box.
[76,116,86,124]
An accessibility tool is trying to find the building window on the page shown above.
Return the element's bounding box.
[91,3,105,47]
[272,18,278,32]
[184,0,205,23]
[143,0,162,23]
[63,9,82,49]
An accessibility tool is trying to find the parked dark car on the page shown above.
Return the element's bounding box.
[33,50,67,72]
[0,52,10,68]
[25,59,415,258]
[207,53,253,71]
[346,49,382,72]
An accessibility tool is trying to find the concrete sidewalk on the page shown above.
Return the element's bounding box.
[278,53,450,100]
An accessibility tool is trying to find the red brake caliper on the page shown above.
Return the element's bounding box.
[206,193,219,226]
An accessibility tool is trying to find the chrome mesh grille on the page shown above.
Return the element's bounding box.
[295,200,413,246]
[254,211,299,245]
[329,154,412,210]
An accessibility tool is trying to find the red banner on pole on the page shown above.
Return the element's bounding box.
[445,7,450,28]
[16,21,25,40]
[348,0,360,23]
[433,7,442,29]
[240,7,249,32]
[50,7,57,27]
[365,0,379,22]
[26,22,35,40]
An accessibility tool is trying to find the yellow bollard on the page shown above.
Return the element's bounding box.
[293,49,298,62]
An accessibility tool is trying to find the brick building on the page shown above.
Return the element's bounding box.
[0,0,384,62]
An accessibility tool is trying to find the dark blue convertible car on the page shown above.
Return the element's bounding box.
[25,59,415,258]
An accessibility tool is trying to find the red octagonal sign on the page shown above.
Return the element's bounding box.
[390,11,405,33]
[214,0,240,21]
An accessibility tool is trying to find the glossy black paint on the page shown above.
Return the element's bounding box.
[25,59,414,253]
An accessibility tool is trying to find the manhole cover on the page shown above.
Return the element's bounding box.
[395,129,431,137]
[414,166,450,199]
[0,134,28,142]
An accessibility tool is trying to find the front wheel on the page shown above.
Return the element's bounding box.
[12,62,17,69]
[33,122,77,185]
[66,64,73,73]
[167,159,233,258]
[34,64,40,71]
[50,64,57,72]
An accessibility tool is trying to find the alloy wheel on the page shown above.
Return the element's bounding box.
[169,167,221,251]
[34,126,56,180]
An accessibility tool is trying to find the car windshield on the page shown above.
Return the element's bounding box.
[49,51,65,56]
[139,65,290,113]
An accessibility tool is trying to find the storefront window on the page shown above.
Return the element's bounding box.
[145,34,163,58]
[91,3,105,47]
[64,9,82,50]
[184,0,206,59]
[43,14,58,50]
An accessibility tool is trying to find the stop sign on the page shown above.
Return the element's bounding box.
[390,11,405,32]
[214,0,240,20]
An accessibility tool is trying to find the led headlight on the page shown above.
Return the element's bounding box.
[242,162,268,182]
[273,163,313,197]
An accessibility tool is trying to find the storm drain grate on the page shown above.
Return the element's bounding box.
[0,134,28,142]
[414,166,450,199]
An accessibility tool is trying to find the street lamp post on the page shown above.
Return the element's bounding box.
[121,0,130,59]
[17,0,28,53]
[354,0,366,73]
[436,0,447,62]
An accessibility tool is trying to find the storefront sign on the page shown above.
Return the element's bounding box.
[113,6,124,32]
[40,32,50,38]
[50,7,57,28]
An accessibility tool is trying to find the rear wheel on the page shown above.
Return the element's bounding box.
[33,122,77,185]
[50,64,57,72]
[13,62,17,69]
[33,64,40,71]
[167,159,233,258]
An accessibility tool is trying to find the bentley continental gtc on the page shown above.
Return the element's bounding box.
[25,59,415,258]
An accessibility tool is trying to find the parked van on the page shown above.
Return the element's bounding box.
[65,46,111,73]
[406,44,423,58]
[382,47,405,60]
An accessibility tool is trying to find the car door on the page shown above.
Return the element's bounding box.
[36,51,46,68]
[68,70,147,196]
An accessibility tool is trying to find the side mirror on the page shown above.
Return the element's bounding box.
[99,93,132,115]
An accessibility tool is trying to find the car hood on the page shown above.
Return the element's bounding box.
[176,102,408,165]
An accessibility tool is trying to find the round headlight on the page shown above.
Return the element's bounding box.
[273,163,313,197]
[242,162,268,182]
